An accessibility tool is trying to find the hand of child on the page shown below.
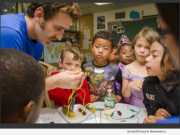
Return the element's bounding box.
[155,108,171,118]
[144,115,158,123]
[90,94,99,102]
[129,80,143,91]
[115,95,122,103]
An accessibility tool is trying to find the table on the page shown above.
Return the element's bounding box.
[36,102,147,123]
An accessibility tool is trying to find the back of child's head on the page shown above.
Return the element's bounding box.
[60,46,84,64]
[0,49,45,123]
[92,30,114,48]
[133,27,160,47]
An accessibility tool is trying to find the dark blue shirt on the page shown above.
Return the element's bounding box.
[0,13,43,60]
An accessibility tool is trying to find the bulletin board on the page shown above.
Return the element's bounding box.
[122,16,157,40]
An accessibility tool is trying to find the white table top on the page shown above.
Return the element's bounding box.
[36,102,147,124]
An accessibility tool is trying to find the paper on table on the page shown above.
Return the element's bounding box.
[58,104,93,123]
[92,101,105,111]
[36,108,66,123]
[100,103,144,123]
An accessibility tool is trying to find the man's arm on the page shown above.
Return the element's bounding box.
[45,70,84,90]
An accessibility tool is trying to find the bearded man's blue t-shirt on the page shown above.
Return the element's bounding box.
[0,13,43,60]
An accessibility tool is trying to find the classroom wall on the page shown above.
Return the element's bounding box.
[93,3,158,34]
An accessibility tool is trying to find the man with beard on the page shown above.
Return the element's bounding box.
[0,2,84,90]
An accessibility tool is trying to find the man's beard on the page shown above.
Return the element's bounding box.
[36,24,63,45]
[35,22,51,45]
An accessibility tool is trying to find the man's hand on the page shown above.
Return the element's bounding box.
[46,69,84,90]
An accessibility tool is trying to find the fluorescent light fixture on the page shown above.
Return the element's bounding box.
[94,2,112,6]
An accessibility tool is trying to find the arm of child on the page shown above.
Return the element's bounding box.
[129,80,143,91]
[115,95,122,103]
[155,108,171,118]
[122,79,131,99]
[142,76,162,115]
[144,115,164,124]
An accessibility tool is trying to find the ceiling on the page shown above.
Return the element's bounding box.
[0,1,150,15]
[79,2,149,15]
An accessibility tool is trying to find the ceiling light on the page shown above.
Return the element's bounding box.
[3,9,8,12]
[94,2,112,6]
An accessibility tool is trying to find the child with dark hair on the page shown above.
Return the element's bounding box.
[83,31,120,102]
[109,46,119,64]
[143,3,180,123]
[118,34,135,66]
[143,40,180,123]
[0,49,45,123]
[113,34,135,103]
[108,31,120,64]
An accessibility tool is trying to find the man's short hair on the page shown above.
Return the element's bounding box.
[26,2,80,20]
[0,49,45,122]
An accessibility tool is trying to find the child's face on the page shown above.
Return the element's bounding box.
[109,48,119,63]
[119,45,134,65]
[145,41,164,79]
[134,37,150,64]
[59,51,81,71]
[91,38,112,65]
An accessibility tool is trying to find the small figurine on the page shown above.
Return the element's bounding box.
[104,81,116,109]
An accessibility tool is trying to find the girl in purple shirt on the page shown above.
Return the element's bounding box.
[122,27,160,108]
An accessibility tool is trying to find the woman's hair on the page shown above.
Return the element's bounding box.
[156,3,179,43]
[26,2,80,20]
[133,27,160,48]
[156,3,180,71]
[60,46,84,63]
[160,41,177,77]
